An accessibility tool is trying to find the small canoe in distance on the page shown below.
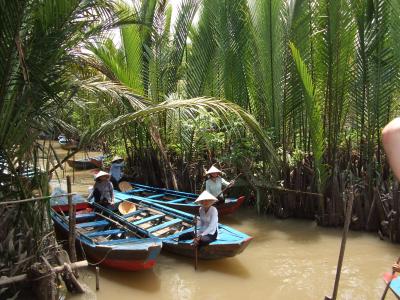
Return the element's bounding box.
[67,156,104,170]
[119,182,246,216]
[51,202,162,271]
[59,140,78,151]
[383,272,400,299]
[103,191,252,260]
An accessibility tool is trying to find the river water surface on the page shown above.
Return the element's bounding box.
[48,144,400,300]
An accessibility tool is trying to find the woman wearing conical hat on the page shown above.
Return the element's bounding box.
[109,155,124,191]
[205,166,233,204]
[178,191,219,247]
[87,171,114,206]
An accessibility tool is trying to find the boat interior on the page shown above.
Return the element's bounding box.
[53,205,141,245]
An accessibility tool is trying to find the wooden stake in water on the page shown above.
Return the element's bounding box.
[194,214,198,270]
[325,189,354,300]
[72,153,75,184]
[96,267,100,291]
[67,176,77,264]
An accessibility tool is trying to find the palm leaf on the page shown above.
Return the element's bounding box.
[89,96,279,171]
[290,42,326,192]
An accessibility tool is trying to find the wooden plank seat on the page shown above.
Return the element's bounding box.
[164,227,193,240]
[168,198,187,204]
[122,209,146,219]
[148,218,182,233]
[86,229,125,238]
[97,237,139,245]
[132,214,164,226]
[76,220,109,228]
[127,188,145,193]
[147,194,165,199]
[68,212,96,221]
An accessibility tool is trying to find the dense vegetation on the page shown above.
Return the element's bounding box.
[1,0,400,293]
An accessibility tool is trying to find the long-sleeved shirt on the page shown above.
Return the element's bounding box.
[206,177,230,197]
[110,162,124,181]
[197,206,219,237]
[87,180,114,202]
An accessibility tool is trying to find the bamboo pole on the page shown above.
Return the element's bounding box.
[95,267,100,290]
[381,256,400,300]
[72,153,75,184]
[193,214,198,270]
[64,263,84,293]
[49,148,80,175]
[67,176,77,264]
[265,185,323,197]
[0,193,76,205]
[216,173,243,198]
[325,189,355,300]
[0,261,88,286]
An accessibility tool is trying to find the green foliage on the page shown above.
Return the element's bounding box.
[290,42,326,192]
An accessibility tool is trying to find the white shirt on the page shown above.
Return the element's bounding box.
[110,162,124,181]
[197,206,219,237]
[206,177,230,197]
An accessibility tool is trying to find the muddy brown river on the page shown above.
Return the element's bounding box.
[47,143,400,300]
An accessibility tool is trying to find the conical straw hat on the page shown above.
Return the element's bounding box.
[94,171,110,180]
[194,190,218,204]
[206,166,222,175]
[119,181,133,192]
[112,155,123,163]
[118,201,136,215]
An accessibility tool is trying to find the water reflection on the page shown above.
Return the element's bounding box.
[97,268,161,292]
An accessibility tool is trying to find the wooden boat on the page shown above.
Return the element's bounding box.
[67,156,104,170]
[119,182,246,216]
[100,191,252,260]
[51,202,162,271]
[383,272,400,299]
[59,140,78,150]
[58,135,78,150]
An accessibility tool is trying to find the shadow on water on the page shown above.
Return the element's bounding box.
[197,257,251,278]
[160,252,251,278]
[95,267,161,292]
[220,214,243,225]
[232,207,324,245]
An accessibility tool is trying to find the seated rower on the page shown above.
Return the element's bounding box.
[87,171,114,206]
[178,191,219,247]
[110,155,125,191]
[205,166,234,204]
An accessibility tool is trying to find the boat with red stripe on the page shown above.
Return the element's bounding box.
[51,202,162,271]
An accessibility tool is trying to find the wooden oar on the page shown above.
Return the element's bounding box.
[381,256,400,300]
[193,214,198,270]
[325,189,354,300]
[216,173,243,198]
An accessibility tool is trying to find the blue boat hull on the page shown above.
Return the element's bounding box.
[106,191,253,260]
[51,202,162,271]
[122,182,246,216]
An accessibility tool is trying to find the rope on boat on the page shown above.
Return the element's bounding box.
[78,238,113,267]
